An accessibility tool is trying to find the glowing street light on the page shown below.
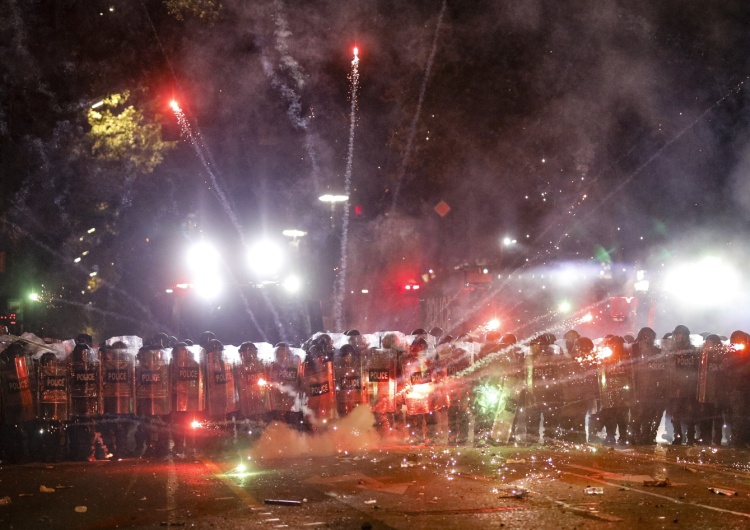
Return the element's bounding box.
[247,240,284,278]
[282,274,302,294]
[318,194,349,204]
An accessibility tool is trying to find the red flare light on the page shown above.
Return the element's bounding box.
[190,420,202,429]
[169,100,181,112]
[257,378,267,387]
[353,47,359,56]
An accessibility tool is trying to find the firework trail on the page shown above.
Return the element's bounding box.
[170,102,243,237]
[390,0,447,209]
[333,48,360,331]
[171,102,270,340]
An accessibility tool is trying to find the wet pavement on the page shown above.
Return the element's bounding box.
[2,436,750,529]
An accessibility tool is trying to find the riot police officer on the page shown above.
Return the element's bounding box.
[68,342,102,460]
[0,341,35,462]
[559,336,597,443]
[366,332,401,436]
[696,334,725,445]
[524,334,563,443]
[35,350,68,461]
[335,344,365,417]
[268,342,303,427]
[723,331,750,447]
[598,336,634,445]
[667,324,699,445]
[170,341,204,455]
[303,344,337,428]
[400,337,436,444]
[237,341,269,425]
[630,327,667,445]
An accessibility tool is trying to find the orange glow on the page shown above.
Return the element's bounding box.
[596,346,613,360]
[257,378,267,387]
[408,383,432,400]
[734,343,746,352]
[190,420,202,429]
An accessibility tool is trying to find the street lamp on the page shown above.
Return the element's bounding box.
[319,194,349,228]
[282,229,307,250]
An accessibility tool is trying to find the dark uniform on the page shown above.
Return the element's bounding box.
[723,331,750,448]
[524,334,563,442]
[667,325,699,445]
[559,337,598,444]
[598,336,634,445]
[630,327,667,445]
[696,334,725,445]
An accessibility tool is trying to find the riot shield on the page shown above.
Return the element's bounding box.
[237,356,270,418]
[206,352,239,418]
[303,353,337,423]
[69,348,101,417]
[171,344,204,413]
[102,345,135,415]
[365,348,398,414]
[598,358,635,409]
[38,353,69,421]
[0,342,35,423]
[401,353,433,416]
[334,348,365,417]
[135,347,171,416]
[268,350,302,415]
[488,351,525,444]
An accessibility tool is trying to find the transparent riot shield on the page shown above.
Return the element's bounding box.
[401,354,433,416]
[335,348,366,417]
[69,348,101,417]
[38,353,69,421]
[237,355,269,418]
[268,349,302,416]
[135,347,171,416]
[0,343,35,423]
[365,348,397,414]
[171,344,204,413]
[102,345,135,415]
[304,351,337,423]
[598,358,635,410]
[206,352,239,418]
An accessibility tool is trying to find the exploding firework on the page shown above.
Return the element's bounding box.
[333,47,361,330]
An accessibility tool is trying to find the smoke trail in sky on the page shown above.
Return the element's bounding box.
[257,0,321,190]
[390,0,447,209]
[333,48,360,331]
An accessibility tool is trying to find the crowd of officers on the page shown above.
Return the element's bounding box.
[1,323,750,462]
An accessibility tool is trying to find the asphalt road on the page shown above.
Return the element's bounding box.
[2,434,750,529]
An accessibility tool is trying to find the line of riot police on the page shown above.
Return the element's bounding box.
[3,323,750,462]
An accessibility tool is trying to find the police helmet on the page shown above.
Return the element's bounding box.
[636,327,656,343]
[207,339,224,354]
[438,334,455,346]
[72,343,91,363]
[199,331,216,349]
[485,330,502,343]
[429,326,445,338]
[575,337,595,353]
[381,332,401,349]
[500,333,517,346]
[75,333,93,347]
[239,341,258,354]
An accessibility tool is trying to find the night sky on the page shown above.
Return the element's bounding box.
[3,0,750,342]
